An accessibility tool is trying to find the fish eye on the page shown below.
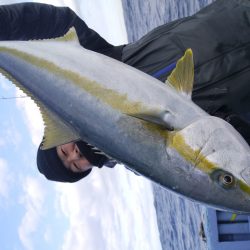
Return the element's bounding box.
[219,173,235,188]
[210,169,236,189]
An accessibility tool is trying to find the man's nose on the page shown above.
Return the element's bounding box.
[66,150,80,162]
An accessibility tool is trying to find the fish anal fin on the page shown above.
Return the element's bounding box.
[52,27,80,44]
[32,27,80,45]
[40,106,80,150]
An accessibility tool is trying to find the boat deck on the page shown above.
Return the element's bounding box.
[204,208,250,250]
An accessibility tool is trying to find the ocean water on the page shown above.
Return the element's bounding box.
[121,1,215,250]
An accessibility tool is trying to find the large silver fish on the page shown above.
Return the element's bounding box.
[1,28,250,213]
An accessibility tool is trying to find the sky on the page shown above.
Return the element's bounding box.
[0,1,162,250]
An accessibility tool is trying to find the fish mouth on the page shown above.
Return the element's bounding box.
[164,118,250,212]
[192,146,250,212]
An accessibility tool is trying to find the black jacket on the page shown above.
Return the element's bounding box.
[0,1,249,144]
[0,2,124,60]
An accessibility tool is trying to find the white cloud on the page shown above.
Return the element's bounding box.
[0,0,23,4]
[55,166,162,250]
[76,0,128,45]
[0,158,11,199]
[43,227,52,243]
[18,176,47,250]
[33,0,79,14]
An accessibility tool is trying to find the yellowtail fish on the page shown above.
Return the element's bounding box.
[0,28,250,213]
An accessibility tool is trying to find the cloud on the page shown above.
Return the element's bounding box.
[43,227,52,243]
[76,0,128,45]
[0,0,23,4]
[18,176,46,250]
[55,166,162,250]
[33,0,80,13]
[0,158,11,199]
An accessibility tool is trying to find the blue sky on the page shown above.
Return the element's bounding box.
[0,1,162,250]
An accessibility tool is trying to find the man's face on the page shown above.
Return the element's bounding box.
[56,142,92,173]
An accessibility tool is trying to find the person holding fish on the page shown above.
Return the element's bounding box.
[0,0,249,183]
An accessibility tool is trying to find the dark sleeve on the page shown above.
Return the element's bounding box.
[225,114,250,146]
[0,2,124,60]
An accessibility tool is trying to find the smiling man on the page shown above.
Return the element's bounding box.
[37,141,116,182]
[56,143,92,173]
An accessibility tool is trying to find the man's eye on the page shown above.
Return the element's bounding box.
[73,163,80,171]
[61,148,67,156]
[75,145,79,153]
[75,146,83,158]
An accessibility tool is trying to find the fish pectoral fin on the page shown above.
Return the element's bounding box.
[40,105,80,150]
[127,109,175,130]
[166,48,194,99]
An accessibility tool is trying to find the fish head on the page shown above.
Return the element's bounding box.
[168,116,250,213]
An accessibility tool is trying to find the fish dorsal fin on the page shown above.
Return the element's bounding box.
[127,49,194,129]
[166,48,194,99]
[0,68,80,150]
